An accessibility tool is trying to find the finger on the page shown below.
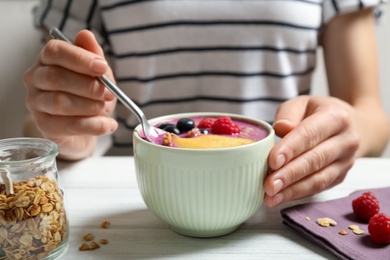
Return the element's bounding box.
[34,112,118,137]
[33,66,107,101]
[264,157,354,207]
[264,130,359,197]
[273,96,309,137]
[74,30,116,100]
[39,33,108,77]
[33,90,113,116]
[269,105,348,170]
[74,30,105,57]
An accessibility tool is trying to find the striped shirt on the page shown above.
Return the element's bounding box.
[33,0,385,148]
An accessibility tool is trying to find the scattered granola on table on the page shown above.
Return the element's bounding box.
[99,239,109,245]
[79,241,100,251]
[79,222,110,251]
[82,233,95,241]
[100,221,110,229]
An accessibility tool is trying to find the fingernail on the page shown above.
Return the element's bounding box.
[91,58,108,75]
[273,179,284,195]
[272,193,284,206]
[273,119,291,127]
[274,154,286,170]
[110,120,118,132]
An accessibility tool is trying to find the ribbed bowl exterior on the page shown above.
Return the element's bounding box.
[133,113,274,237]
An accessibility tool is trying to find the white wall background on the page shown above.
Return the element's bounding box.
[0,0,41,139]
[1,0,389,156]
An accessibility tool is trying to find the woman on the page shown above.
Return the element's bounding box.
[23,0,389,207]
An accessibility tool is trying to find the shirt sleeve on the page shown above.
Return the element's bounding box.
[32,0,105,45]
[322,0,387,25]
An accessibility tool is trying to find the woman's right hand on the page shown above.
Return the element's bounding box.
[23,30,118,160]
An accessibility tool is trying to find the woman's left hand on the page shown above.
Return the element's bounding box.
[264,95,360,207]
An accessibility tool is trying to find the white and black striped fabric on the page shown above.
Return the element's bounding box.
[33,0,386,147]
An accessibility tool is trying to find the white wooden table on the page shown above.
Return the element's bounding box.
[56,157,390,259]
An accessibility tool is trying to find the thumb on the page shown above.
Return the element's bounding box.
[273,96,310,137]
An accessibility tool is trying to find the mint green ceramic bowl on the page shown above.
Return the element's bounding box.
[133,112,275,238]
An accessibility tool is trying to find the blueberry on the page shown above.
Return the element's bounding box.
[163,125,181,135]
[158,123,174,130]
[176,118,195,132]
[199,128,209,134]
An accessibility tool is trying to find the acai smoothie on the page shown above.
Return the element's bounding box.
[154,116,269,149]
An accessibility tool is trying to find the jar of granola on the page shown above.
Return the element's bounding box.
[0,138,68,260]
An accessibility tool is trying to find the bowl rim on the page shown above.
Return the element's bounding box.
[133,112,275,151]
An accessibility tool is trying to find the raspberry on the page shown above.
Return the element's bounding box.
[198,118,216,129]
[368,213,390,244]
[352,192,380,221]
[211,116,241,135]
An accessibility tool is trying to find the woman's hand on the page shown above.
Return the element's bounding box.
[264,95,360,207]
[264,8,390,207]
[23,30,117,160]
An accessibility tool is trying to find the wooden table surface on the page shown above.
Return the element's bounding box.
[56,157,390,259]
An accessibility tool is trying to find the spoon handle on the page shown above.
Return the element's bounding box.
[49,27,150,133]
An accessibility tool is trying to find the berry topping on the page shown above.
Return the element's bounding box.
[368,213,390,244]
[211,116,241,135]
[198,118,216,129]
[158,123,174,130]
[199,128,209,134]
[176,118,195,132]
[352,192,380,222]
[162,125,180,135]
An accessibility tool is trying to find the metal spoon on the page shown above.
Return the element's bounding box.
[49,27,161,143]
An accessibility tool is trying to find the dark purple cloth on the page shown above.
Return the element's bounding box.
[281,187,390,260]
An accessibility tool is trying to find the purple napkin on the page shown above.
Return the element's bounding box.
[281,187,390,260]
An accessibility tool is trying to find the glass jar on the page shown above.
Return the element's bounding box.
[0,138,68,260]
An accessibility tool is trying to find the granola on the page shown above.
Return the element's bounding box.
[316,217,337,227]
[100,221,110,229]
[0,176,68,259]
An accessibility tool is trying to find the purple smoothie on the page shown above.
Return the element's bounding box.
[154,116,269,147]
